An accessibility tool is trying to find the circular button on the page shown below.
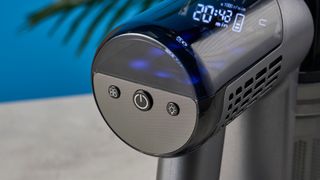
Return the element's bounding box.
[167,102,180,116]
[108,85,121,99]
[133,90,153,111]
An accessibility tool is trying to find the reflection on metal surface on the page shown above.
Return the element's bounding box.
[294,83,320,180]
[296,83,320,117]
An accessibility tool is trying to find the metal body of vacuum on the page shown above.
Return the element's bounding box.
[91,0,316,179]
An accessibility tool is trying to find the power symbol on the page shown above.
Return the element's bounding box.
[133,90,153,111]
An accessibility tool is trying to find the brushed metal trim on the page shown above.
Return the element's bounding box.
[94,73,198,156]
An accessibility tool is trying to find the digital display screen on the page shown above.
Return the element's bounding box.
[105,0,283,97]
[192,2,246,32]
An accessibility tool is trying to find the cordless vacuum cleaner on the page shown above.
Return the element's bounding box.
[91,0,314,176]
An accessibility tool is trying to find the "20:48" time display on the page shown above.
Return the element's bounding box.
[193,3,233,24]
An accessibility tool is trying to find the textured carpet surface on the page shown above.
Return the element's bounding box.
[0,95,156,180]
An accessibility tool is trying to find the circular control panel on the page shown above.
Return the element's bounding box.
[133,90,153,111]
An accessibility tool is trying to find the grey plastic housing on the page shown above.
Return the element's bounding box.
[92,0,314,157]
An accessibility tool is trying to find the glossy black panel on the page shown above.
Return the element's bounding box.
[101,0,282,98]
[131,0,281,45]
[94,34,197,98]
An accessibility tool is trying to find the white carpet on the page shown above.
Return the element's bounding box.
[0,95,157,180]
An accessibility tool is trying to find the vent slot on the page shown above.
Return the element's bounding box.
[268,66,281,79]
[243,89,253,98]
[266,76,278,87]
[256,68,267,80]
[247,98,257,108]
[229,93,234,101]
[221,56,283,124]
[232,108,239,115]
[236,87,243,95]
[245,78,254,88]
[261,86,272,97]
[235,97,241,105]
[269,56,282,69]
[253,88,263,98]
[241,99,250,108]
[255,78,266,89]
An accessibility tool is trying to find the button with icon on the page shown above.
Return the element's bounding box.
[167,102,180,116]
[108,85,121,99]
[133,90,153,111]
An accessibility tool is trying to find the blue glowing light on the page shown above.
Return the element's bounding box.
[129,59,150,70]
[185,76,201,85]
[199,65,209,75]
[167,43,182,50]
[191,76,201,84]
[149,47,165,57]
[154,71,172,79]
[180,32,194,42]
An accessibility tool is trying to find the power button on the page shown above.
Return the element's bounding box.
[133,90,153,111]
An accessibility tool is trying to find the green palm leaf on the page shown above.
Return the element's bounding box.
[48,11,70,36]
[26,0,163,55]
[77,1,118,54]
[63,1,98,43]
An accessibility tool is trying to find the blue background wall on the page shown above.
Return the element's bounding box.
[0,0,137,103]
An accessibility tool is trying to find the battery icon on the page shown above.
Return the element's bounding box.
[232,13,245,33]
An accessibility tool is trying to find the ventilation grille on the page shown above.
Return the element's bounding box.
[311,139,320,180]
[221,56,283,125]
[293,140,307,180]
[292,138,320,180]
